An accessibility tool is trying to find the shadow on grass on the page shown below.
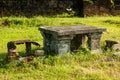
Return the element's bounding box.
[0,52,8,68]
[103,20,120,27]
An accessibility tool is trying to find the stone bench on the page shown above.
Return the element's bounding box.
[39,25,106,55]
[105,40,120,51]
[7,40,40,61]
[105,40,118,49]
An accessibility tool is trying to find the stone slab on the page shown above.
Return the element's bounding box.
[39,25,106,55]
[39,25,106,36]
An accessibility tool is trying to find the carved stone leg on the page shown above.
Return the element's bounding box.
[71,34,86,51]
[41,32,73,55]
[50,35,73,56]
[43,37,51,55]
[47,39,71,56]
[40,32,52,55]
[25,42,31,54]
[87,32,102,53]
[55,39,71,56]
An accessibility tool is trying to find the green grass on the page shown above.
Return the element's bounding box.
[0,15,120,80]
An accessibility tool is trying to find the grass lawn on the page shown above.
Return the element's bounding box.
[0,15,120,80]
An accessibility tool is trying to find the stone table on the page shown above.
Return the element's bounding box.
[39,25,106,55]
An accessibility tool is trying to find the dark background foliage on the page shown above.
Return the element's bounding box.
[0,0,120,17]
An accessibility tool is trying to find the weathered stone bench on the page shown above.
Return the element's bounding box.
[7,40,40,61]
[39,25,106,55]
[105,40,120,51]
[105,40,118,49]
[7,40,40,53]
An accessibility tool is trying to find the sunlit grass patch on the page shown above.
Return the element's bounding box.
[0,15,120,80]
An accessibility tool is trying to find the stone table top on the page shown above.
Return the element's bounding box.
[39,25,106,36]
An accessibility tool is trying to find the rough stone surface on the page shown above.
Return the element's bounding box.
[40,25,106,36]
[112,44,120,51]
[7,49,20,62]
[87,32,102,51]
[39,25,106,55]
[34,50,44,57]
